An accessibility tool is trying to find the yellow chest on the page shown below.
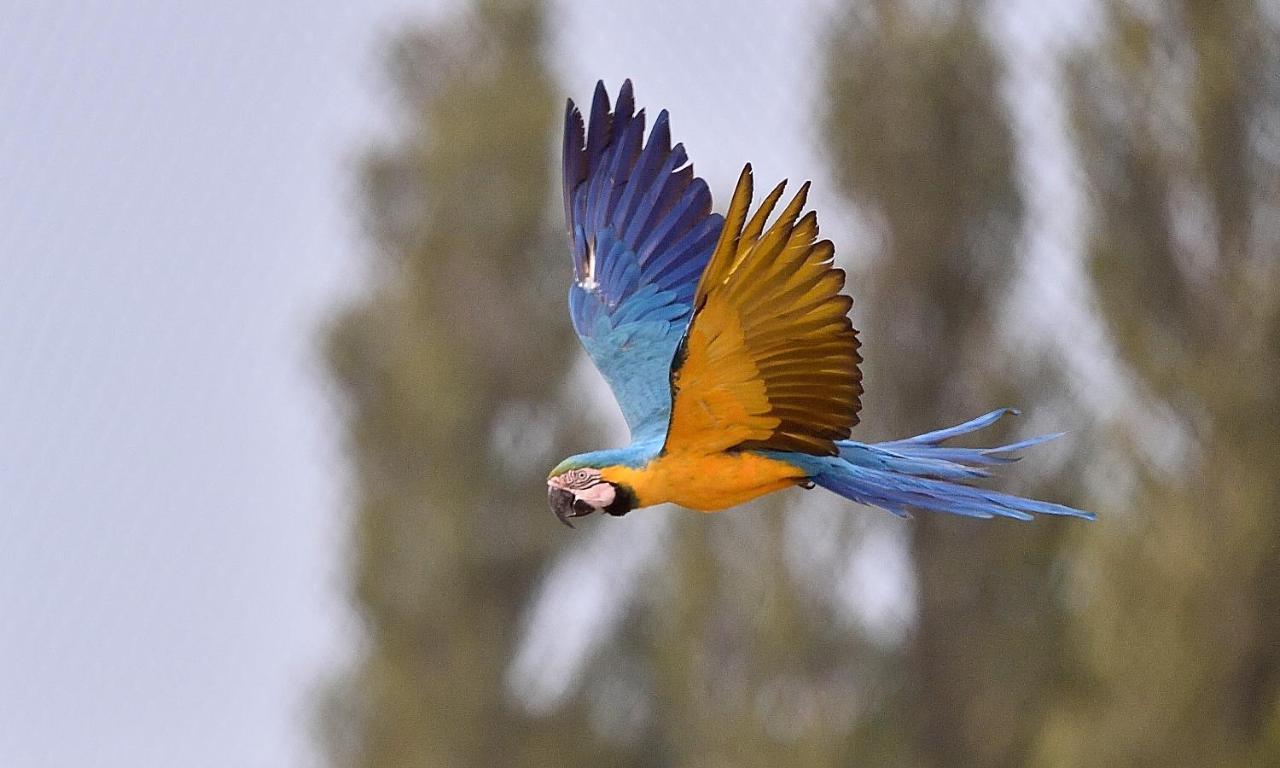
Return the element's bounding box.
[603,451,807,512]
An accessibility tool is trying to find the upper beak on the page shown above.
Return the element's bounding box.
[548,486,594,528]
[549,486,579,528]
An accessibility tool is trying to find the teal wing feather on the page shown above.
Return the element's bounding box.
[563,81,722,442]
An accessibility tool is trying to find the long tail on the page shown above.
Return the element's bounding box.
[801,409,1093,521]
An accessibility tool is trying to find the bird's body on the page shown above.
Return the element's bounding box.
[546,81,1092,526]
[604,448,807,512]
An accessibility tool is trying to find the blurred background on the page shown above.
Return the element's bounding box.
[2,0,1278,766]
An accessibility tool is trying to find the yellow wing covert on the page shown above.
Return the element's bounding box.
[664,165,863,456]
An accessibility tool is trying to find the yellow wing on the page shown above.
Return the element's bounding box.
[663,165,862,457]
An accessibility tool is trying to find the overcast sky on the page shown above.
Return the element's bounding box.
[0,1,1099,766]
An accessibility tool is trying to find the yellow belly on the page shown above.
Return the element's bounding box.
[602,451,807,512]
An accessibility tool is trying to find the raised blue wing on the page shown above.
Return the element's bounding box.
[563,81,723,441]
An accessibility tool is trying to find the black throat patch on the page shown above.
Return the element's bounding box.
[603,483,638,517]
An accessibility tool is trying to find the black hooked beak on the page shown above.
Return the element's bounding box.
[548,486,594,528]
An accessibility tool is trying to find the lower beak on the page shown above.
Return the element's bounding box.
[548,486,591,528]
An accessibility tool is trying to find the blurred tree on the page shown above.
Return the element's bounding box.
[611,504,878,767]
[1040,1,1280,765]
[318,0,1280,765]
[320,1,636,765]
[823,2,1082,766]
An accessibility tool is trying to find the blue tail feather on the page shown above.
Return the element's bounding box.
[874,407,1017,446]
[783,409,1093,522]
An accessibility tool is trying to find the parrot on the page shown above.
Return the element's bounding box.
[547,80,1092,528]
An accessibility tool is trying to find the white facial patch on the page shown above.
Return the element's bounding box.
[582,240,598,290]
[575,481,615,509]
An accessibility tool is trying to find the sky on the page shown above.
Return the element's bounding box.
[0,3,429,765]
[0,1,1105,766]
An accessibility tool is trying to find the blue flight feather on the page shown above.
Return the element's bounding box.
[563,80,722,442]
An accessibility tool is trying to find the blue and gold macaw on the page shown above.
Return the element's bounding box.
[547,81,1092,527]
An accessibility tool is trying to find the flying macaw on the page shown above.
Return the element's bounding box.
[547,81,1092,527]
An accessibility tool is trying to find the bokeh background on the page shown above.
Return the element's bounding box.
[3,0,1279,766]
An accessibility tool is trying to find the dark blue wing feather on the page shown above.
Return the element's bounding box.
[563,81,722,441]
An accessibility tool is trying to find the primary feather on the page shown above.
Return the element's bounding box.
[563,80,722,442]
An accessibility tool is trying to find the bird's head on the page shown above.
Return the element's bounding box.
[546,461,636,528]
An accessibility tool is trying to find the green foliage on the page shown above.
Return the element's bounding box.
[322,0,1280,765]
[1037,2,1280,765]
[824,3,1080,766]
[321,1,631,765]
